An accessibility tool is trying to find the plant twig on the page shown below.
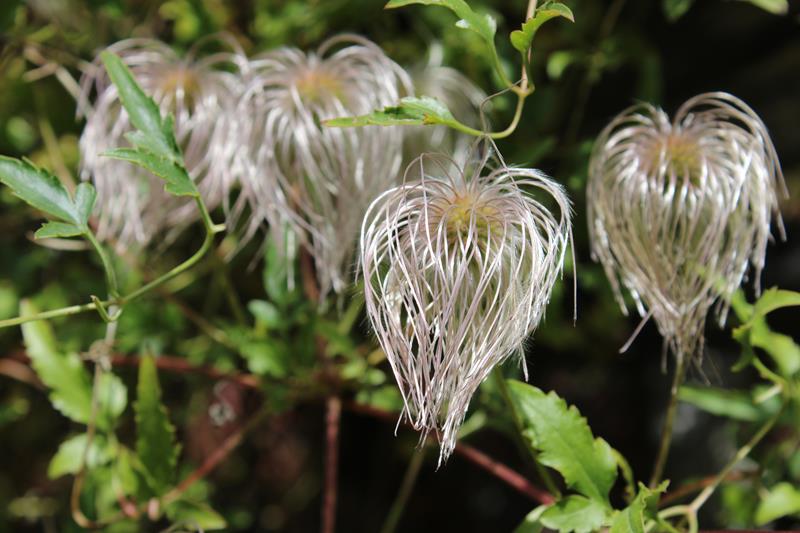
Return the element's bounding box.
[379,447,427,533]
[344,401,554,505]
[650,353,689,488]
[659,469,757,507]
[322,396,342,533]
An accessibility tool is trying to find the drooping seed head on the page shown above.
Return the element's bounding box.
[237,35,410,297]
[360,146,572,463]
[588,92,786,363]
[79,36,249,250]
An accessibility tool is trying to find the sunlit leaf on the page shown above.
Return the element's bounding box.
[511,3,574,53]
[385,0,497,50]
[678,385,766,421]
[540,495,610,533]
[508,380,617,504]
[48,434,113,479]
[755,482,800,525]
[0,157,84,227]
[34,221,85,240]
[739,0,789,15]
[610,483,667,533]
[325,96,459,129]
[165,498,228,531]
[662,0,694,21]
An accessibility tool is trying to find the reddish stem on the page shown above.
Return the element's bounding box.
[322,396,342,533]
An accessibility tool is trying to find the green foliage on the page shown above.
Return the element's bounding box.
[100,52,199,198]
[385,0,497,55]
[0,157,96,236]
[165,499,228,531]
[678,385,771,422]
[510,3,573,53]
[740,0,789,14]
[755,482,800,525]
[325,96,460,129]
[609,483,666,533]
[539,495,609,533]
[47,433,113,479]
[508,380,617,505]
[662,0,694,21]
[135,354,180,495]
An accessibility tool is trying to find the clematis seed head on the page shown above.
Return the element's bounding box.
[360,144,572,463]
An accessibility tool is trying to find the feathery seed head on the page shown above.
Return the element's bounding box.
[238,35,410,298]
[360,146,572,463]
[79,36,249,250]
[588,92,786,363]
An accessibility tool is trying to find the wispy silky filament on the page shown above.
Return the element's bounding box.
[79,36,249,250]
[237,35,409,298]
[360,147,572,462]
[588,92,786,363]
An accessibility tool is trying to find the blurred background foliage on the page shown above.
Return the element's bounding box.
[0,0,798,531]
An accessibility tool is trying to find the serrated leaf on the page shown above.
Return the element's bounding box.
[540,495,610,533]
[508,380,617,504]
[325,96,458,129]
[662,0,694,21]
[21,300,93,424]
[103,148,197,197]
[511,4,574,53]
[165,499,227,531]
[34,221,85,239]
[610,483,667,533]
[513,505,548,533]
[48,434,113,479]
[135,354,179,495]
[0,156,82,225]
[100,51,176,158]
[100,52,198,199]
[386,0,496,49]
[755,482,800,525]
[74,182,97,225]
[678,385,766,421]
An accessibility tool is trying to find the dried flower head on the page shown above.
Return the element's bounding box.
[238,35,410,297]
[588,92,786,363]
[79,36,249,249]
[360,145,572,462]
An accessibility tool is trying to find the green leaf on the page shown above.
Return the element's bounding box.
[385,0,497,51]
[97,371,128,429]
[751,288,800,320]
[21,300,93,424]
[755,482,800,525]
[48,434,113,479]
[34,221,85,239]
[99,52,198,199]
[678,385,765,421]
[513,505,548,533]
[325,96,459,129]
[0,156,82,225]
[74,182,97,225]
[610,483,667,533]
[662,0,694,21]
[739,0,789,14]
[511,4,574,53]
[540,495,610,533]
[135,354,180,495]
[751,321,800,377]
[100,51,176,158]
[165,499,227,531]
[733,288,800,376]
[508,380,617,504]
[103,148,198,198]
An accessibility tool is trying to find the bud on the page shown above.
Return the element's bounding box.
[588,92,786,363]
[360,146,572,462]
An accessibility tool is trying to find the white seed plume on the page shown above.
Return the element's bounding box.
[79,36,249,250]
[237,35,409,297]
[360,146,572,462]
[588,92,786,364]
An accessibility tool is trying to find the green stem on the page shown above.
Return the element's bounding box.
[658,505,698,533]
[0,198,222,330]
[379,448,426,533]
[492,368,561,498]
[449,91,528,140]
[85,230,119,298]
[688,398,785,513]
[649,353,689,488]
